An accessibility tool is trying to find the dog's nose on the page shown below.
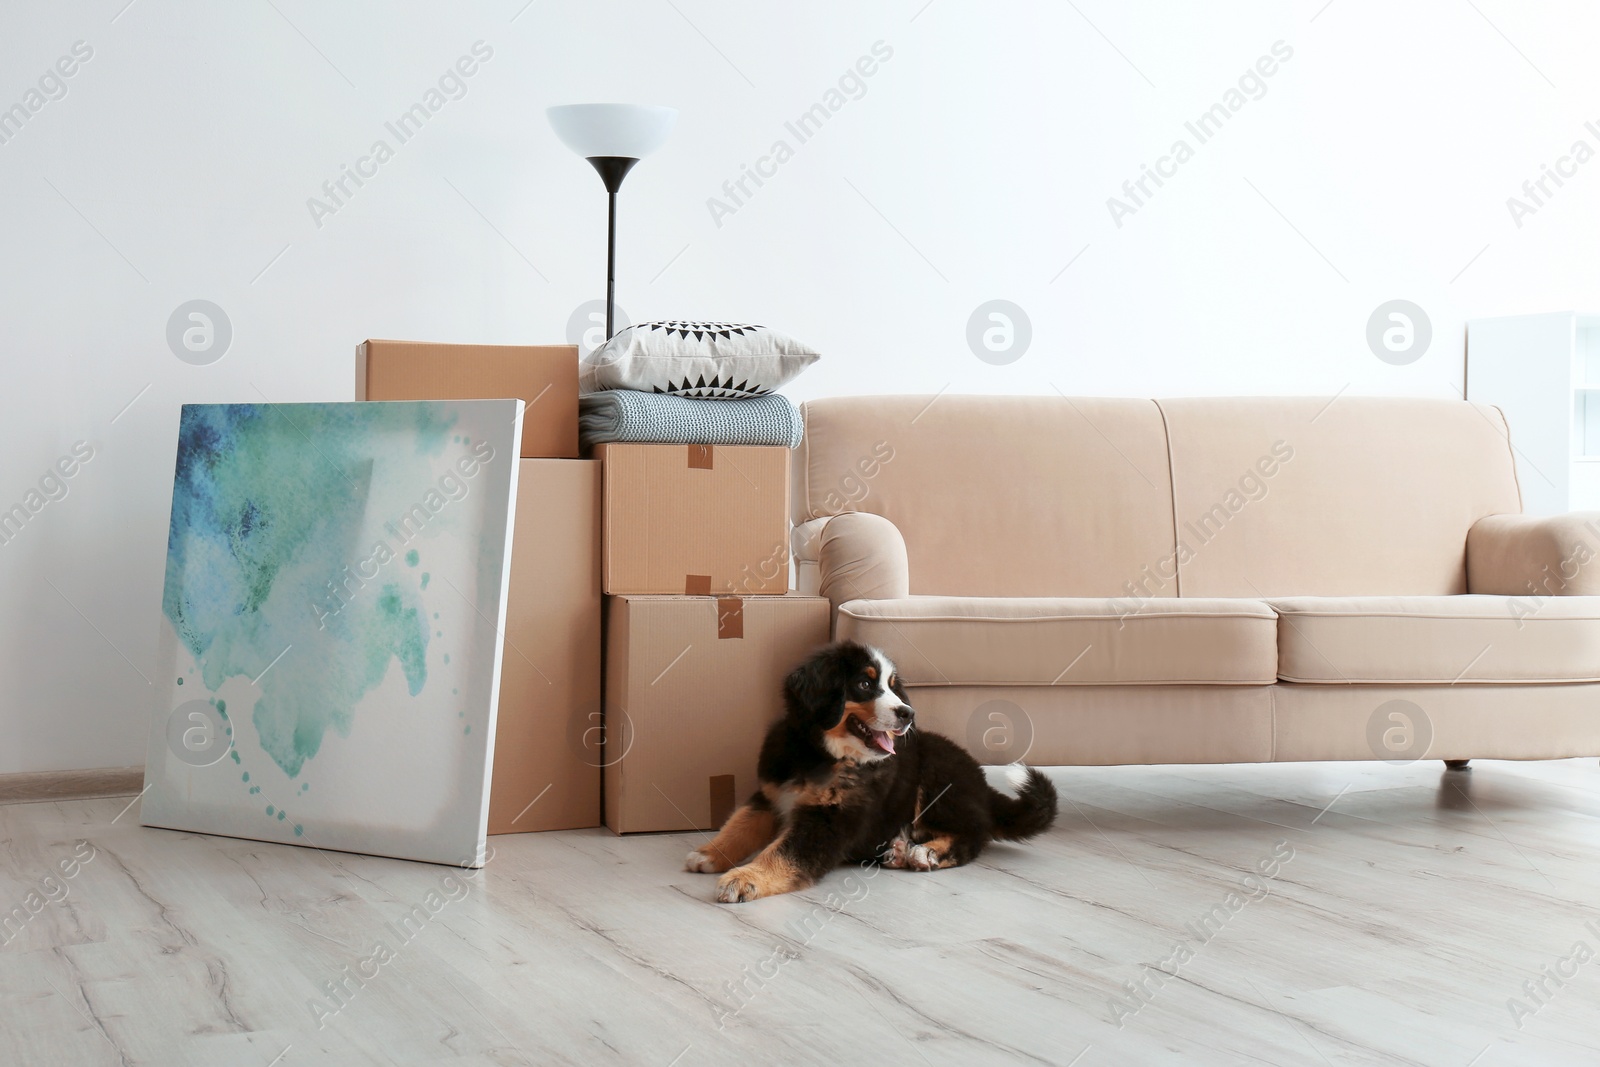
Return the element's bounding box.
[894,705,914,727]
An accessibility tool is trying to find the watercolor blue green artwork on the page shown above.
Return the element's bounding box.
[142,399,524,867]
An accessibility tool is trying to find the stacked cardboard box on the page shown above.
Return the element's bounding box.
[358,340,601,833]
[595,441,830,832]
[597,443,789,595]
[603,593,829,833]
[358,340,579,459]
[489,460,601,833]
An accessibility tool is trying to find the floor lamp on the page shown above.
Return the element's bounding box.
[546,103,678,341]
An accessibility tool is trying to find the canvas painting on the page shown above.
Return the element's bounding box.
[142,400,524,867]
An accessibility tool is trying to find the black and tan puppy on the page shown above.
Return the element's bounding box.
[687,641,1058,903]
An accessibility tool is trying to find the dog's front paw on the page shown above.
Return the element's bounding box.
[716,865,784,903]
[880,834,912,869]
[881,835,944,871]
[685,848,728,873]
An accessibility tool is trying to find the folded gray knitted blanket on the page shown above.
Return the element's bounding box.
[579,390,803,448]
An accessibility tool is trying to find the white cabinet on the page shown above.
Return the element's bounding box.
[1466,312,1600,515]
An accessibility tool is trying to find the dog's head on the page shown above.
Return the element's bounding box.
[784,641,914,764]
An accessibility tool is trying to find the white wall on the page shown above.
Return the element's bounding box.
[4,0,1598,773]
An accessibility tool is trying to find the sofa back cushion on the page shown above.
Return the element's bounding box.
[1159,396,1521,596]
[796,394,1524,599]
[794,395,1175,596]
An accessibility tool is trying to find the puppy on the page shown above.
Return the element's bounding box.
[686,641,1058,903]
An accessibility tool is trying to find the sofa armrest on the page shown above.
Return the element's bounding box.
[1467,513,1600,596]
[795,512,910,614]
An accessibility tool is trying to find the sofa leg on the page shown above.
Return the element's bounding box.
[1443,760,1471,770]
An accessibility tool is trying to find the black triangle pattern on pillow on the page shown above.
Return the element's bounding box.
[641,321,764,343]
[651,374,773,400]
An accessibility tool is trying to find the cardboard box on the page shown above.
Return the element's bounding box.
[603,593,830,833]
[357,340,578,459]
[598,444,789,596]
[487,459,602,834]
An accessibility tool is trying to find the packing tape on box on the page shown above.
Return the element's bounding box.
[716,597,744,639]
[709,774,736,828]
[685,574,712,596]
[687,444,714,470]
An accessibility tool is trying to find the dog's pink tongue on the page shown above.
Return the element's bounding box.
[873,729,896,755]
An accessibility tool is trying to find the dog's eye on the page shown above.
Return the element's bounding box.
[856,679,872,691]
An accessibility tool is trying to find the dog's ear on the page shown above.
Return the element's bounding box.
[784,644,845,726]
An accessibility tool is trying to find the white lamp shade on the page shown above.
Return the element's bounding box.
[546,103,677,159]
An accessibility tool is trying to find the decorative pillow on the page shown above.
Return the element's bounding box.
[579,321,819,399]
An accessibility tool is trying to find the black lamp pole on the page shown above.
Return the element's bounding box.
[586,155,639,341]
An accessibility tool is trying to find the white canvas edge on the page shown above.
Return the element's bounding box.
[467,398,524,868]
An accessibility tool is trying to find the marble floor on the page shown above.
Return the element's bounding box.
[3,759,1600,1066]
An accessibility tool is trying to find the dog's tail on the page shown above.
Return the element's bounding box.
[988,765,1058,841]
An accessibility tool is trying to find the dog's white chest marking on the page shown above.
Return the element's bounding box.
[772,786,799,818]
[767,768,860,818]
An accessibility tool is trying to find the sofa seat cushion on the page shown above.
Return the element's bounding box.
[1269,595,1600,684]
[834,596,1279,686]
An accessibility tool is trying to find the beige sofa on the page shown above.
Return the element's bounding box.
[790,395,1600,766]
